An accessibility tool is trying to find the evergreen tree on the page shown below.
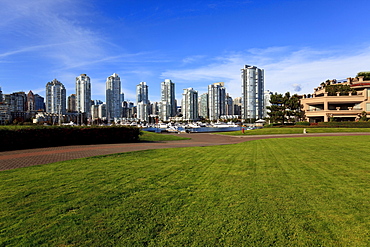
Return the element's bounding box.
[267,92,303,124]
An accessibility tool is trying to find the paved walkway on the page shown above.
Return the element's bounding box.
[1,132,370,171]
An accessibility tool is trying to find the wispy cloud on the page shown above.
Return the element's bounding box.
[182,55,207,64]
[161,45,370,97]
[0,0,105,69]
[0,42,83,58]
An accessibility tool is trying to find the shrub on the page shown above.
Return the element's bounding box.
[0,126,142,151]
[317,122,370,128]
[295,121,310,126]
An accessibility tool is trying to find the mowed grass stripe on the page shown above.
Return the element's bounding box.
[1,136,370,246]
[255,137,370,245]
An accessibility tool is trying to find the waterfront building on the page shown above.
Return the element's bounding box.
[26,91,36,112]
[106,73,122,121]
[26,91,45,112]
[0,103,11,125]
[233,97,242,116]
[98,103,106,119]
[8,92,26,112]
[46,79,66,114]
[91,104,99,122]
[160,79,176,121]
[76,74,91,118]
[5,92,27,122]
[208,82,226,121]
[35,94,45,111]
[226,93,233,115]
[122,101,135,119]
[199,93,209,119]
[182,88,199,121]
[264,90,273,118]
[241,65,264,120]
[67,94,77,113]
[137,102,149,121]
[136,82,149,121]
[120,93,125,103]
[301,76,370,122]
[151,102,159,116]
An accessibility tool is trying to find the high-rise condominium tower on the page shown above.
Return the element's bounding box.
[76,74,91,117]
[136,82,149,121]
[182,88,198,121]
[67,94,77,113]
[264,90,273,118]
[226,93,233,115]
[198,93,209,119]
[208,82,226,121]
[233,97,242,116]
[9,92,26,112]
[106,73,122,121]
[0,87,3,103]
[160,79,176,121]
[241,65,264,120]
[46,79,66,114]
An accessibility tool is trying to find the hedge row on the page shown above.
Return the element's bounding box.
[0,126,142,151]
[316,121,370,128]
[266,121,370,128]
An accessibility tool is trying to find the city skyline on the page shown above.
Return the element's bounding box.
[1,0,370,102]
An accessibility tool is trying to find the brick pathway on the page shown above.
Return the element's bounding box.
[1,132,369,171]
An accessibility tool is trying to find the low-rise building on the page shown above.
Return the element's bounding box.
[301,76,370,122]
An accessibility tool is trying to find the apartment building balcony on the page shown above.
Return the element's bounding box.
[301,90,368,122]
[305,108,364,122]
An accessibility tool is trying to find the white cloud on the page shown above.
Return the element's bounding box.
[161,45,370,98]
[182,55,207,64]
[0,0,105,69]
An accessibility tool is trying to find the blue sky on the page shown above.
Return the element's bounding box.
[1,0,370,103]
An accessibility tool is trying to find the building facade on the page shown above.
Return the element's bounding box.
[182,88,198,121]
[199,93,209,119]
[67,94,77,113]
[26,91,44,112]
[160,79,176,121]
[241,65,264,121]
[233,97,242,116]
[301,76,370,122]
[226,93,234,116]
[106,73,122,121]
[8,92,26,112]
[0,103,11,125]
[208,82,226,121]
[136,82,149,121]
[45,79,66,114]
[264,90,273,118]
[76,74,91,117]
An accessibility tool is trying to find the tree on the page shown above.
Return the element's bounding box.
[267,92,303,124]
[284,93,302,122]
[325,84,356,96]
[357,71,370,80]
[267,93,285,124]
[359,111,368,122]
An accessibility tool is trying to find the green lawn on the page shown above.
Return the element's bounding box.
[1,136,370,246]
[218,127,370,135]
[139,131,190,142]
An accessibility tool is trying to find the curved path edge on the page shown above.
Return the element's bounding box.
[1,132,370,171]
